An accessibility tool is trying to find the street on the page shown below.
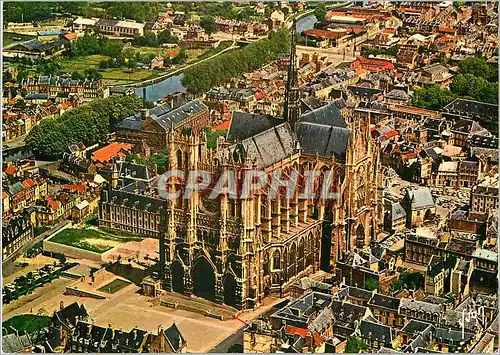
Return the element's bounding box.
[208,298,289,353]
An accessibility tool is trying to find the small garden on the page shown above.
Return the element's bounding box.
[97,279,131,294]
[49,228,142,253]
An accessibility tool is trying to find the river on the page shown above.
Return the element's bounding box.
[136,14,318,102]
[135,74,186,102]
[296,14,318,34]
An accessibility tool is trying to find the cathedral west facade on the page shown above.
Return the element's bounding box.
[158,101,383,310]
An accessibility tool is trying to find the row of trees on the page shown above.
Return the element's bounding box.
[26,95,142,159]
[131,31,179,47]
[181,29,290,94]
[4,2,166,24]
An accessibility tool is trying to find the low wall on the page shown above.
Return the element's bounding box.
[43,239,104,262]
[159,300,225,320]
[65,286,106,299]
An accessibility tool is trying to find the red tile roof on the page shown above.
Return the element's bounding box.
[384,130,399,138]
[47,199,60,211]
[63,184,87,193]
[213,121,231,131]
[4,166,17,176]
[285,325,308,337]
[354,56,395,72]
[22,179,36,188]
[304,29,347,40]
[3,191,9,199]
[63,32,78,41]
[91,142,133,163]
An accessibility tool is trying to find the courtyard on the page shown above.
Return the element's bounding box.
[2,269,282,353]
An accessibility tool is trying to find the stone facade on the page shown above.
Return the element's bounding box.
[160,104,382,310]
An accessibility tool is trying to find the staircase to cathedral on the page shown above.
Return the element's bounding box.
[159,292,238,320]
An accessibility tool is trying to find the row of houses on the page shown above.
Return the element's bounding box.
[244,284,497,353]
[2,302,187,353]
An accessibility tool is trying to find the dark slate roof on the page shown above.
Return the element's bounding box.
[421,147,440,161]
[115,103,171,131]
[359,318,393,346]
[435,328,474,344]
[391,202,406,221]
[227,111,283,142]
[298,102,347,128]
[2,333,32,353]
[399,298,442,314]
[385,89,409,100]
[102,185,166,211]
[152,100,207,130]
[443,98,498,121]
[15,39,46,51]
[330,300,368,330]
[469,134,498,149]
[164,323,186,352]
[368,294,400,311]
[400,319,434,335]
[422,295,448,305]
[296,122,350,161]
[346,286,373,302]
[406,187,435,209]
[301,96,325,112]
[347,85,384,98]
[271,292,333,329]
[225,122,297,168]
[450,118,484,135]
[53,302,88,330]
[116,161,155,183]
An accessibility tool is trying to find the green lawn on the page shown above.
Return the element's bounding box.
[49,228,142,253]
[2,315,51,335]
[97,279,131,294]
[58,54,159,85]
[58,54,109,72]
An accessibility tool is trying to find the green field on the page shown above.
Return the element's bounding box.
[97,279,131,294]
[49,228,142,253]
[58,54,157,86]
[2,315,51,335]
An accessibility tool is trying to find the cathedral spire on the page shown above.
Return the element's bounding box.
[284,19,300,129]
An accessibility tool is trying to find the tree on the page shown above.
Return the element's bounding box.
[365,277,379,291]
[83,67,102,80]
[314,3,327,22]
[182,29,290,94]
[26,95,142,159]
[459,56,497,82]
[71,71,86,80]
[200,16,216,34]
[99,60,108,70]
[411,84,456,110]
[346,336,367,353]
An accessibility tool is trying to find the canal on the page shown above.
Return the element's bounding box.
[136,14,318,102]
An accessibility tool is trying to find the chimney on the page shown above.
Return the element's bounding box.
[140,108,149,120]
[142,87,147,108]
[158,325,163,336]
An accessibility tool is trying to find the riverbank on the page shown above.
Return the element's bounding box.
[124,41,238,89]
